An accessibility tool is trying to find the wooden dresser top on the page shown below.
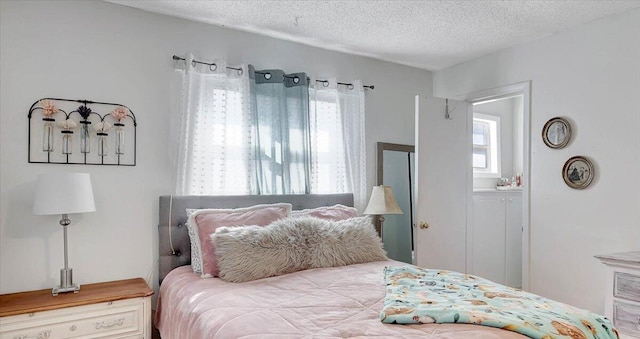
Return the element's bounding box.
[0,278,154,317]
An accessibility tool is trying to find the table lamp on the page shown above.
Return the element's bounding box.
[33,172,95,296]
[363,185,403,237]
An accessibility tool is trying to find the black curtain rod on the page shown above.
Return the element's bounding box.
[172,55,374,90]
[315,79,374,90]
[173,55,243,73]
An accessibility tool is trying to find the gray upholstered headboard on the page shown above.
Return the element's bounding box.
[158,194,354,284]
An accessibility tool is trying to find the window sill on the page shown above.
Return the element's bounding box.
[473,173,501,179]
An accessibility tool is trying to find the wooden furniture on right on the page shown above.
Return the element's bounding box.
[595,251,640,339]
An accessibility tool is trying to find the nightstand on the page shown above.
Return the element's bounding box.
[0,278,153,339]
[596,251,640,339]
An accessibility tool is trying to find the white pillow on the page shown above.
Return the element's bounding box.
[186,208,202,274]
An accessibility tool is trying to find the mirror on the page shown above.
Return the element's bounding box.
[377,142,415,264]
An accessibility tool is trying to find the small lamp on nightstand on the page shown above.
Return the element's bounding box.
[363,185,403,238]
[33,172,95,296]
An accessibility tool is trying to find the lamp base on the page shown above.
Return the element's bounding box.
[52,268,80,296]
[52,284,80,296]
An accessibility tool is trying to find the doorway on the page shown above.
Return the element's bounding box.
[470,95,524,288]
[462,81,531,290]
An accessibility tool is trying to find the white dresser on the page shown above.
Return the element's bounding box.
[596,251,640,339]
[0,278,153,339]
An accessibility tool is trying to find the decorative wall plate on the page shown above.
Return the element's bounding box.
[562,156,594,189]
[542,117,571,149]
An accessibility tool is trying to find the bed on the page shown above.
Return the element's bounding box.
[154,194,614,339]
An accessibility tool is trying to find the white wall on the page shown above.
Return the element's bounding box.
[434,9,640,312]
[0,0,431,294]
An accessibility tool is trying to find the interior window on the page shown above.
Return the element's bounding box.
[473,113,500,177]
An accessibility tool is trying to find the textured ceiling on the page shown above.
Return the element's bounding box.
[105,0,640,70]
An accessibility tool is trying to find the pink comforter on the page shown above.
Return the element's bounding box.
[155,261,527,338]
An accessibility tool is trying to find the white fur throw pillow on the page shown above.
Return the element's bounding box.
[212,216,387,283]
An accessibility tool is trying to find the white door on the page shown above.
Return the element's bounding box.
[414,96,468,272]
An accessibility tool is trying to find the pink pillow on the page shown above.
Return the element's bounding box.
[291,204,358,221]
[190,203,292,277]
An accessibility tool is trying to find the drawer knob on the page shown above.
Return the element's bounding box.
[69,325,76,331]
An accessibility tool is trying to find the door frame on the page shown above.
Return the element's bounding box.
[458,81,532,291]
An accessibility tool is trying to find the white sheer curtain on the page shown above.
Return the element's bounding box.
[171,54,253,195]
[310,79,367,211]
[171,56,366,206]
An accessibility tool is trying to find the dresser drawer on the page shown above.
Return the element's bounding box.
[615,272,640,302]
[613,300,640,337]
[0,298,146,339]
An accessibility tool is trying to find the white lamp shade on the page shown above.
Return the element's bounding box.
[363,185,403,215]
[33,173,96,215]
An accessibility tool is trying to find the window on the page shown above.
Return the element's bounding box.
[309,89,348,194]
[173,61,366,208]
[473,113,501,178]
[308,84,367,210]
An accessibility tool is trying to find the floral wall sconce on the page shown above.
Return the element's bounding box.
[28,98,137,166]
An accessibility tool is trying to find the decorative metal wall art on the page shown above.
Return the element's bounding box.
[28,98,137,166]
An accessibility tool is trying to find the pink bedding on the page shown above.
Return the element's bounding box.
[155,260,528,338]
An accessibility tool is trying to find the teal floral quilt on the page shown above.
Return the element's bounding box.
[380,266,619,339]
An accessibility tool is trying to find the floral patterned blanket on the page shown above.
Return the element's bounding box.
[380,266,619,339]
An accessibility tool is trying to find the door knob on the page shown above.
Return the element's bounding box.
[419,221,430,229]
